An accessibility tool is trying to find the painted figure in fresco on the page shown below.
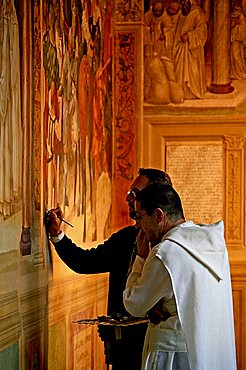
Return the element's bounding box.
[231,5,246,80]
[91,64,111,237]
[0,0,22,217]
[43,1,63,208]
[144,0,184,104]
[77,54,94,240]
[46,168,172,370]
[43,0,112,242]
[173,0,207,99]
[90,0,112,241]
[58,24,78,214]
[123,183,237,370]
[77,0,112,241]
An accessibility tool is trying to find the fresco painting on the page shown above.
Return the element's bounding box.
[144,0,246,106]
[1,0,246,369]
[0,0,22,219]
[43,0,113,242]
[0,343,19,370]
[26,336,42,370]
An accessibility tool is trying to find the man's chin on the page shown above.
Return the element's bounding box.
[129,211,136,220]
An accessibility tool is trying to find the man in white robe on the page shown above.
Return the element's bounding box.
[123,183,237,370]
[173,0,207,99]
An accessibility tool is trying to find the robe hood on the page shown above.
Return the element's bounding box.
[162,220,226,281]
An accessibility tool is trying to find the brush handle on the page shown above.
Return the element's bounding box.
[58,217,74,228]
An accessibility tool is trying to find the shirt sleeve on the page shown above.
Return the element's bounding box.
[50,231,65,243]
[123,253,173,317]
[50,226,138,274]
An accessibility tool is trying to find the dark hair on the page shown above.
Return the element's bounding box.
[136,183,184,222]
[138,168,172,186]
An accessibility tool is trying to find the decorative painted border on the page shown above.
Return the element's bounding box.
[112,31,137,228]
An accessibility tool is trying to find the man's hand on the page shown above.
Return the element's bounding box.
[97,325,116,342]
[45,207,63,237]
[147,299,171,325]
[181,33,189,42]
[136,229,149,259]
[150,20,155,33]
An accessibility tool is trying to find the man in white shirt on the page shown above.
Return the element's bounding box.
[123,183,237,370]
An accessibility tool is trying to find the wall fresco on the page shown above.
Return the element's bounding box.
[26,336,43,370]
[0,343,19,370]
[42,0,113,242]
[143,1,246,105]
[0,0,22,218]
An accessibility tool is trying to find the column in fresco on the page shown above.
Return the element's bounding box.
[209,0,234,94]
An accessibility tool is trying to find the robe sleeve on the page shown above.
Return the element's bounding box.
[231,13,246,42]
[183,8,207,50]
[53,226,138,274]
[123,253,173,317]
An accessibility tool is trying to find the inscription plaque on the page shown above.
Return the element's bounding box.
[71,308,95,370]
[73,326,93,370]
[166,142,224,224]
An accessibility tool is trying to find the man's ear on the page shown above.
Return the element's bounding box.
[154,208,165,224]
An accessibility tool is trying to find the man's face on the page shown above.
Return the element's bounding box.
[135,201,161,244]
[180,0,191,15]
[126,175,150,221]
[152,1,164,18]
[167,1,180,16]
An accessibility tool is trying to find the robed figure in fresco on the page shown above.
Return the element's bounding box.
[0,0,22,217]
[43,0,112,242]
[144,0,184,104]
[231,5,246,80]
[173,0,207,99]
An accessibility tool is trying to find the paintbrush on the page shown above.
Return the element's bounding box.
[45,209,74,228]
[57,216,74,228]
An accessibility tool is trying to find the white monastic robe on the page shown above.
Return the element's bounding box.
[124,221,237,370]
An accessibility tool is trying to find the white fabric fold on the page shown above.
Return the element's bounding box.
[155,221,237,370]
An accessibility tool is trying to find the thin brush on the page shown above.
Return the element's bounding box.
[57,216,74,228]
[45,209,74,228]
